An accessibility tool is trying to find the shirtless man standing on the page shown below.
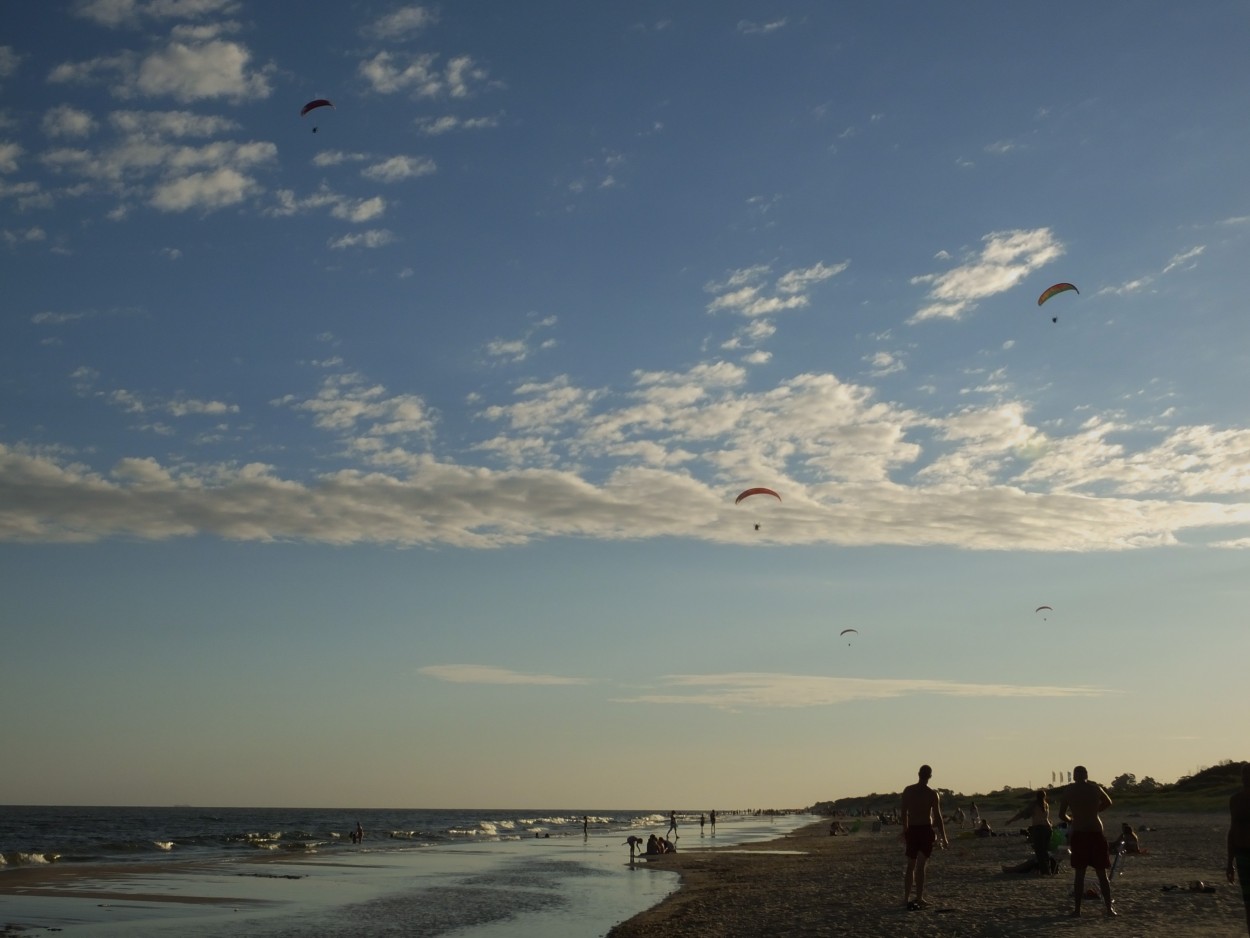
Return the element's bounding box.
[1058,765,1116,917]
[901,764,948,910]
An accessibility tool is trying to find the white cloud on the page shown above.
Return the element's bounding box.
[613,672,1112,710]
[1161,245,1204,274]
[361,155,437,183]
[73,0,240,28]
[418,664,590,686]
[312,150,369,167]
[134,39,271,102]
[865,350,904,376]
[415,114,499,136]
[42,105,99,139]
[50,37,270,103]
[737,19,788,35]
[110,109,239,137]
[484,315,559,364]
[706,261,846,318]
[266,186,385,223]
[362,5,437,41]
[2,227,47,247]
[0,142,22,174]
[327,229,396,250]
[0,46,20,81]
[359,52,489,98]
[909,228,1064,323]
[149,165,257,211]
[1098,244,1207,297]
[277,373,434,441]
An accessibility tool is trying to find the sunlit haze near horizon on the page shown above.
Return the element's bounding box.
[2,1,1248,809]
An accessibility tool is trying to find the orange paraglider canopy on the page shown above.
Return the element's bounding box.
[735,487,781,505]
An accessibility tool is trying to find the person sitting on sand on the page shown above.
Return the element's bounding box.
[975,819,993,838]
[659,837,676,854]
[1115,823,1148,855]
[645,834,661,855]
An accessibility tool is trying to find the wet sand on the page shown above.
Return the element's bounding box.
[608,813,1247,937]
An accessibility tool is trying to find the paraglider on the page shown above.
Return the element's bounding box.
[735,486,780,532]
[734,487,780,505]
[300,98,334,133]
[840,628,858,646]
[1036,283,1078,323]
[1035,605,1053,621]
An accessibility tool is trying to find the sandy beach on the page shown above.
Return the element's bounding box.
[608,813,1246,937]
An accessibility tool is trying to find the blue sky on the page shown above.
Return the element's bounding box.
[3,0,1248,809]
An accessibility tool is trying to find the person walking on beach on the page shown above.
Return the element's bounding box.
[1227,762,1250,934]
[353,821,364,844]
[667,811,679,839]
[1058,765,1115,917]
[710,809,716,833]
[901,764,948,910]
[1006,789,1053,875]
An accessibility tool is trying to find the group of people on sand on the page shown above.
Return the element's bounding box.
[903,763,1130,916]
[900,762,1180,920]
[903,760,1250,931]
[623,833,676,859]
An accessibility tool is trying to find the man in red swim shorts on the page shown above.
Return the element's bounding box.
[1059,765,1116,917]
[901,764,948,910]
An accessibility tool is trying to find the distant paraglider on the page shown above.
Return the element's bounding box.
[1037,283,1078,323]
[735,487,780,532]
[840,628,858,646]
[1035,605,1053,621]
[300,98,334,133]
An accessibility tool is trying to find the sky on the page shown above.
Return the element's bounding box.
[2,0,1249,810]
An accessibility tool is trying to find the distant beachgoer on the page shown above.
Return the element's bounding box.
[1059,765,1115,917]
[1227,762,1250,935]
[900,764,948,910]
[710,809,716,832]
[583,815,589,838]
[668,811,678,839]
[700,813,706,834]
[353,822,364,844]
[1007,789,1053,875]
[970,802,981,828]
[975,818,993,838]
[1115,822,1148,855]
[624,834,643,860]
[645,834,661,855]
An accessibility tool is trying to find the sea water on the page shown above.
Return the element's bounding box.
[0,806,812,936]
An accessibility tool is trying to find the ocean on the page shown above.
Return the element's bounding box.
[0,805,813,936]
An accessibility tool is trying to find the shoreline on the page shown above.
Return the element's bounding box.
[607,813,1246,937]
[0,815,806,936]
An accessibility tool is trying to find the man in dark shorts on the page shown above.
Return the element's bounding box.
[1058,764,1115,917]
[900,764,948,910]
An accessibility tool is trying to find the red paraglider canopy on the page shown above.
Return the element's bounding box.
[300,98,334,117]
